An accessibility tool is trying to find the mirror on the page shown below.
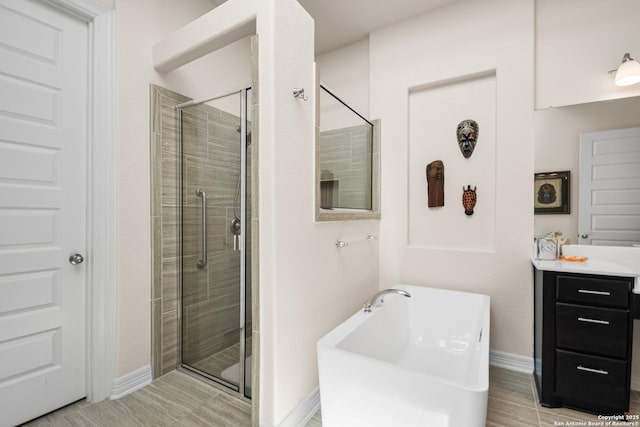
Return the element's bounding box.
[534,95,640,244]
[315,84,380,221]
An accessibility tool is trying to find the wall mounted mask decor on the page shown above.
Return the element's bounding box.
[456,119,479,158]
[537,183,556,204]
[462,185,477,215]
[426,160,445,207]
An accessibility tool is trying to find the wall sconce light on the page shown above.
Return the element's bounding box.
[611,53,640,87]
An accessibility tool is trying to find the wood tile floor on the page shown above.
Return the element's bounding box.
[23,371,251,427]
[485,366,640,427]
[22,366,640,426]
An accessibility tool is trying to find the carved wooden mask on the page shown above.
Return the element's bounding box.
[426,160,444,207]
[462,185,477,215]
[457,120,479,158]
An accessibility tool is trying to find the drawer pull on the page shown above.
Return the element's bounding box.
[577,317,610,325]
[578,289,611,296]
[577,365,609,375]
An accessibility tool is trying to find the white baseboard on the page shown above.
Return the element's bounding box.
[490,350,534,374]
[276,387,321,427]
[110,365,152,400]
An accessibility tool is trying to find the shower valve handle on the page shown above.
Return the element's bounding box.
[234,234,239,251]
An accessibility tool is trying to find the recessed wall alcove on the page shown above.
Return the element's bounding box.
[408,71,497,252]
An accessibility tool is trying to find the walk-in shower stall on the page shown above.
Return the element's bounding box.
[176,88,253,400]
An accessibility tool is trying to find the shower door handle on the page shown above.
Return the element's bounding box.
[196,188,207,269]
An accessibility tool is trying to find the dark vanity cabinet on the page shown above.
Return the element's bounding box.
[533,268,635,414]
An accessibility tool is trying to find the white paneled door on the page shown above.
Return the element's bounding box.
[0,0,88,425]
[579,127,640,246]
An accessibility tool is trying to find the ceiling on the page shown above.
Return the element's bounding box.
[297,0,459,54]
[208,0,460,54]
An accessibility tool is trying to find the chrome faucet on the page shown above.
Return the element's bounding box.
[363,289,411,313]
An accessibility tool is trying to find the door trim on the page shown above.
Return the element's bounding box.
[43,0,116,403]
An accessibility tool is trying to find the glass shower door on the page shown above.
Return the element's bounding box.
[178,89,251,398]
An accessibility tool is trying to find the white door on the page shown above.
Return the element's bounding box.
[579,127,640,246]
[0,0,88,425]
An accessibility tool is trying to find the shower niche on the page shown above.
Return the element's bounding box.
[150,83,254,402]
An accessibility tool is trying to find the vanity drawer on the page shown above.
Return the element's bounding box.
[556,274,632,308]
[556,349,628,413]
[556,303,628,358]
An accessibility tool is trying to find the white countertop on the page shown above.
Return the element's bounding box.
[532,258,640,293]
[532,258,639,277]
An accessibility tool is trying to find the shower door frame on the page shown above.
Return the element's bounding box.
[175,87,251,401]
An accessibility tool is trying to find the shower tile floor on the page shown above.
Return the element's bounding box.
[190,339,252,384]
[22,367,640,426]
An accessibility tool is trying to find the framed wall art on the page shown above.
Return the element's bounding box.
[534,171,570,214]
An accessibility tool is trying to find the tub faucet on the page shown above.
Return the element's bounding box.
[363,289,411,313]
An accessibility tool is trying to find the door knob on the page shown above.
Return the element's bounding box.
[69,254,84,265]
[580,234,589,239]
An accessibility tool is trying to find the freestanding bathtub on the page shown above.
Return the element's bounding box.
[317,284,490,427]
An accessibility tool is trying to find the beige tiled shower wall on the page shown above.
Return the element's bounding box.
[318,124,373,210]
[181,99,244,367]
[151,85,187,377]
[150,84,249,377]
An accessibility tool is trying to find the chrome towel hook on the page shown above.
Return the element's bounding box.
[293,88,308,101]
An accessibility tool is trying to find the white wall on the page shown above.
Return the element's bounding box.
[109,0,640,418]
[536,0,640,109]
[96,0,113,8]
[311,0,640,368]
[315,38,369,118]
[256,1,380,424]
[114,0,251,376]
[371,0,535,358]
[316,39,370,132]
[534,96,640,241]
